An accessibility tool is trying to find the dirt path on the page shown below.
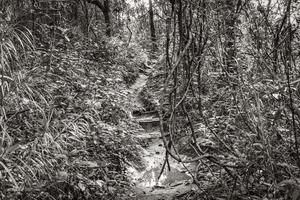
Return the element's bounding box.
[126,67,197,200]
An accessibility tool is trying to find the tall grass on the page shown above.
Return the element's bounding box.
[0,23,142,199]
[0,22,35,199]
[0,22,33,107]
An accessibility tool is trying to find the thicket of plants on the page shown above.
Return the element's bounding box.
[0,2,149,199]
[141,0,300,199]
[1,0,300,199]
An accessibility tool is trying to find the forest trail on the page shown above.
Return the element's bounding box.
[126,61,197,200]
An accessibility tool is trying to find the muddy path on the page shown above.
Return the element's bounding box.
[127,65,197,200]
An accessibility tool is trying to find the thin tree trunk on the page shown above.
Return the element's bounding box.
[103,0,111,37]
[31,0,35,32]
[284,0,299,166]
[149,0,157,52]
[225,0,236,74]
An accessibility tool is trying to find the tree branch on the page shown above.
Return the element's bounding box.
[86,0,104,11]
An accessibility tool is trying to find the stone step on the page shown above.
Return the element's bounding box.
[136,116,160,123]
[133,130,161,140]
[137,117,160,131]
[132,110,159,117]
[135,117,169,132]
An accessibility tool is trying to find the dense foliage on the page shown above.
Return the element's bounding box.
[0,2,148,198]
[1,0,300,199]
[147,0,300,199]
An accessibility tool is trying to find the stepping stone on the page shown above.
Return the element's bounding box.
[136,117,160,123]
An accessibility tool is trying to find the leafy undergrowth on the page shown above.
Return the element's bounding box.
[144,58,300,199]
[0,32,148,199]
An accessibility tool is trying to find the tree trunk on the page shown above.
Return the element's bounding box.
[103,0,111,37]
[32,0,36,32]
[149,0,157,52]
[224,0,236,74]
[86,0,111,37]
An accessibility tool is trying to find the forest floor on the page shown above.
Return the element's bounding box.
[125,61,198,200]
